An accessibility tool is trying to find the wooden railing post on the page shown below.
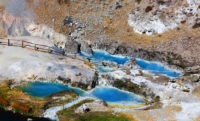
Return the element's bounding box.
[48,47,51,53]
[22,40,24,48]
[34,44,37,50]
[8,39,10,46]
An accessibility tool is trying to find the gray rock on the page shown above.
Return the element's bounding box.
[91,71,99,88]
[57,76,71,83]
[185,66,200,74]
[64,39,81,54]
[101,61,118,68]
[192,18,200,28]
[80,41,94,55]
[190,75,200,82]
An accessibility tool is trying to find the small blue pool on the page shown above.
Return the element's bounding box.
[80,50,130,65]
[135,58,181,78]
[90,87,144,104]
[19,82,84,97]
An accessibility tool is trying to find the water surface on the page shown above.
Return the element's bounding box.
[90,87,144,105]
[20,82,144,105]
[19,81,84,97]
[80,50,130,65]
[135,58,181,78]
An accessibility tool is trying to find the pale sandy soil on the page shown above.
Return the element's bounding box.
[192,85,200,97]
[0,44,94,83]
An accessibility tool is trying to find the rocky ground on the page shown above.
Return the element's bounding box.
[110,68,200,121]
[24,0,200,66]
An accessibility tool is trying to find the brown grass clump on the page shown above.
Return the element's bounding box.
[0,96,9,106]
[84,61,94,69]
[0,81,46,115]
[10,102,31,113]
[119,113,137,121]
[192,85,200,97]
[0,5,5,12]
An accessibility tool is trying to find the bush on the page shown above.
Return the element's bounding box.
[113,80,142,94]
[136,0,142,4]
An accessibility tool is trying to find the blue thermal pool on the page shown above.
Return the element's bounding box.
[19,82,144,105]
[19,82,84,97]
[135,58,181,78]
[89,87,145,104]
[80,50,130,65]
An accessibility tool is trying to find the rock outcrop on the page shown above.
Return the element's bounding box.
[185,66,200,74]
[64,39,80,54]
[128,0,200,35]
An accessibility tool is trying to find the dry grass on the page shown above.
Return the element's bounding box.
[27,0,70,34]
[0,5,5,12]
[133,105,182,121]
[133,110,157,121]
[195,117,200,121]
[192,85,200,97]
[84,61,94,69]
[0,6,7,38]
[0,29,7,38]
[0,81,46,116]
[25,0,200,50]
[119,113,137,121]
[72,0,200,49]
[0,96,9,106]
[10,102,31,113]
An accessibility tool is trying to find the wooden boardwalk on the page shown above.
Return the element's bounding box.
[0,38,65,55]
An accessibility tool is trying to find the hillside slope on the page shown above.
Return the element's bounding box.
[0,0,200,65]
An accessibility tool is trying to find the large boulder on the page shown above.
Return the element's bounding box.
[64,39,81,54]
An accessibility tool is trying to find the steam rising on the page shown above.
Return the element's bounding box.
[0,0,34,18]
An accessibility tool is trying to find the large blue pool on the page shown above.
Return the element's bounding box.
[19,82,84,97]
[90,87,144,104]
[20,82,144,105]
[80,50,130,65]
[135,58,181,78]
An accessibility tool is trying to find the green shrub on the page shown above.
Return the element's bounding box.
[113,80,142,94]
[136,0,142,4]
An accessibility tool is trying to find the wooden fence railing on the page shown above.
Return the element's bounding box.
[0,38,65,55]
